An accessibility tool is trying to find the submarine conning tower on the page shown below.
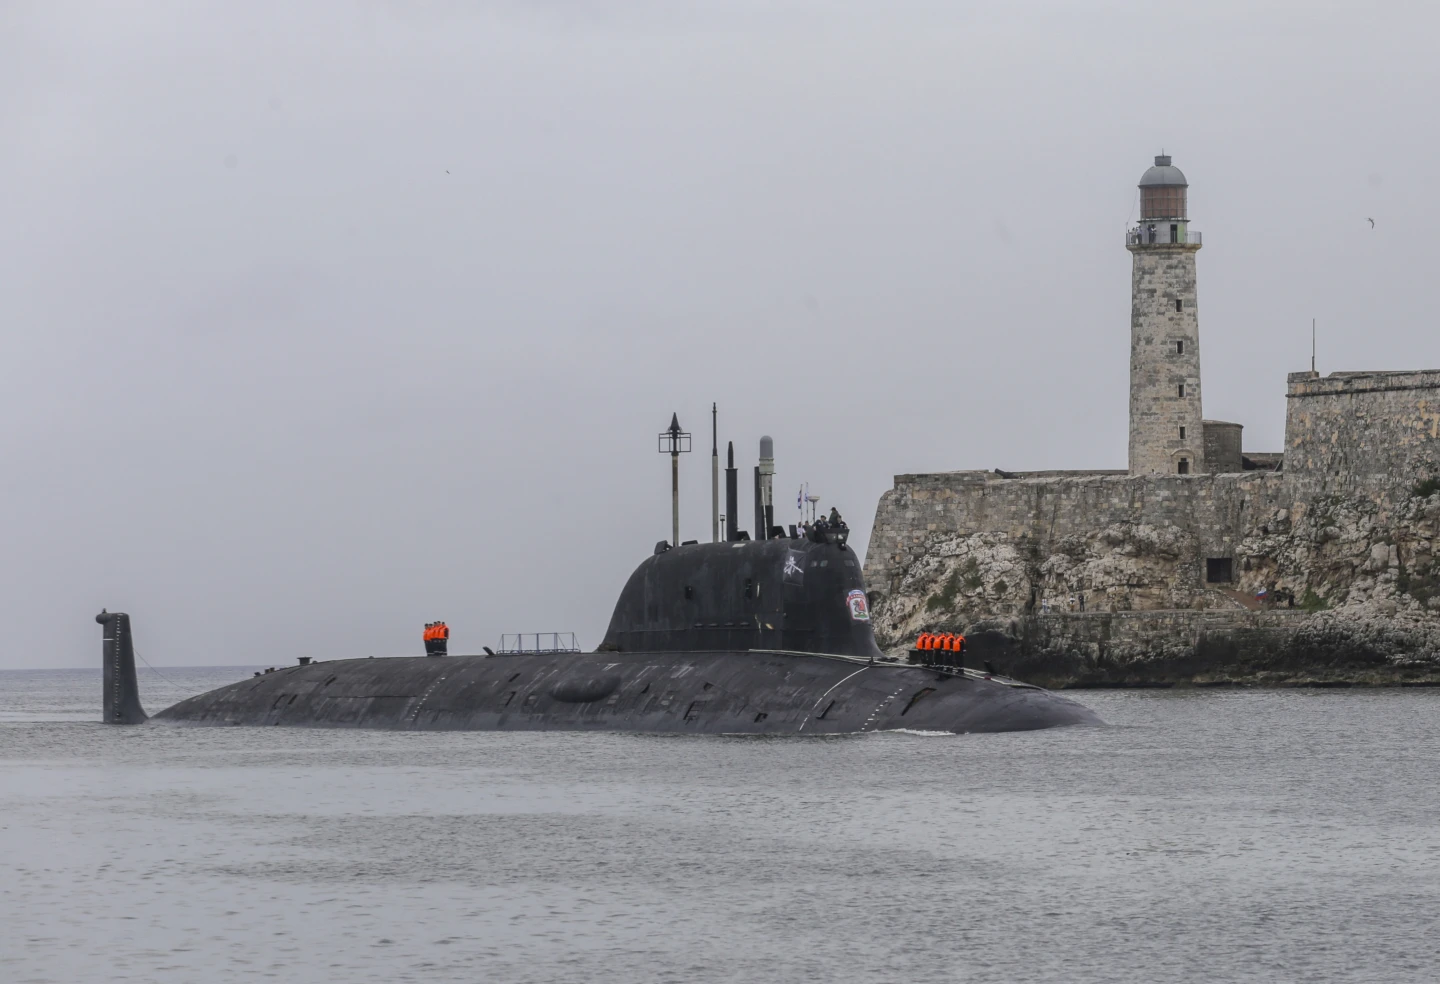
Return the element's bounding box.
[96,610,148,724]
[599,528,881,660]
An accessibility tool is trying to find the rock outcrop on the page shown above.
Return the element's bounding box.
[1235,492,1440,617]
[868,490,1440,687]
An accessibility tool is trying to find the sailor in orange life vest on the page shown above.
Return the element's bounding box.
[423,621,450,657]
[915,632,966,659]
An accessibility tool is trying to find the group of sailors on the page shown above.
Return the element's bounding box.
[910,631,993,674]
[915,632,966,654]
[801,507,849,543]
[422,621,450,657]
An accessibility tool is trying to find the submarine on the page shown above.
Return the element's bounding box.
[96,428,1100,735]
[97,529,1098,734]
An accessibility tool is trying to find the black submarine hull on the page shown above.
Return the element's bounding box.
[106,532,1099,733]
[151,648,1098,733]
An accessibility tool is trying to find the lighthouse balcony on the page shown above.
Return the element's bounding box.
[1127,226,1201,247]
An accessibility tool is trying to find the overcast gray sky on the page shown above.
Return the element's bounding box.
[3,1,1437,671]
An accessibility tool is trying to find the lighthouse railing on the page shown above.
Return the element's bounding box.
[1127,227,1201,246]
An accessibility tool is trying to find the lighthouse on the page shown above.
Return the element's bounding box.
[1127,154,1204,475]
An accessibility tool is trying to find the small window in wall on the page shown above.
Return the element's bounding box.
[1206,558,1234,583]
[1178,383,1186,397]
[1178,458,1190,474]
[1179,425,1186,440]
[1176,340,1184,354]
[1175,299,1183,312]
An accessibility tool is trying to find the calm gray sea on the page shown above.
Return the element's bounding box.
[3,667,1439,984]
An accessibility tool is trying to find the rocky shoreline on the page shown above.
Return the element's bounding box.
[969,608,1440,689]
[870,490,1440,689]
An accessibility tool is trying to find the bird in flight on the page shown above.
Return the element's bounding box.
[1367,217,1375,228]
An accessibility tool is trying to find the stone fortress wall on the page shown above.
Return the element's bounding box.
[867,369,1440,602]
[864,470,1286,611]
[1284,370,1440,496]
[861,155,1440,685]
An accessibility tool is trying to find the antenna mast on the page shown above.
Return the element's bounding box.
[1312,318,1316,373]
[711,403,719,542]
[657,413,691,547]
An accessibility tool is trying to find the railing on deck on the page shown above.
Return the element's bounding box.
[498,632,581,654]
[1127,227,1201,246]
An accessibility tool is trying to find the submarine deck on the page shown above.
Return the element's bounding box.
[152,648,1099,734]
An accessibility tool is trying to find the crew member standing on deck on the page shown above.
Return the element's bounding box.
[422,621,449,657]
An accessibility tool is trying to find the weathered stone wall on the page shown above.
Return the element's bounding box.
[1129,243,1205,475]
[1202,419,1243,473]
[1285,370,1440,497]
[862,467,1440,681]
[864,470,1288,613]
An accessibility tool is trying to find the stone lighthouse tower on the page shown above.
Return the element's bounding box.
[1127,154,1204,475]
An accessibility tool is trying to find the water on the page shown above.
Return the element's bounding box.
[3,667,1439,984]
